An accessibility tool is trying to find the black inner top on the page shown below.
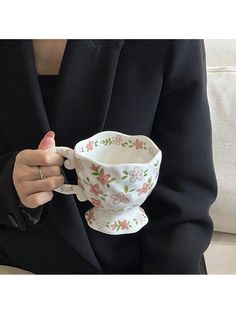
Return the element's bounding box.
[38,74,59,116]
[37,74,79,186]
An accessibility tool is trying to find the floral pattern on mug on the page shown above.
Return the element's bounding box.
[86,140,94,151]
[137,176,154,196]
[95,219,107,230]
[77,177,85,190]
[111,219,132,231]
[137,182,149,196]
[97,170,111,185]
[112,134,123,145]
[106,208,124,214]
[90,163,100,172]
[153,161,160,179]
[132,138,144,150]
[89,183,103,196]
[63,185,75,192]
[136,212,147,224]
[153,167,159,179]
[128,166,144,183]
[74,157,84,171]
[90,198,104,208]
[86,210,95,224]
[84,135,148,151]
[90,164,116,187]
[110,192,131,205]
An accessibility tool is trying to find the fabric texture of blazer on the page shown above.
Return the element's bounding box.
[0,39,218,274]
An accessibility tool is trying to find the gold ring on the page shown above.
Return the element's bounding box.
[38,166,47,180]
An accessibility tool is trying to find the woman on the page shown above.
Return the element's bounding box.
[0,39,218,274]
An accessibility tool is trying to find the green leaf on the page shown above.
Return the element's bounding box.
[101,197,106,201]
[87,177,90,182]
[128,145,133,147]
[122,175,127,180]
[121,143,125,147]
[129,189,135,192]
[92,172,98,176]
[123,170,128,175]
[106,183,110,188]
[124,185,129,193]
[128,140,132,143]
[144,174,147,176]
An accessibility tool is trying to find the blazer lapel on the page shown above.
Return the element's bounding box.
[0,39,124,272]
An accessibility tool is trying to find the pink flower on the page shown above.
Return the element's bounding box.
[90,198,104,208]
[119,220,130,230]
[90,184,103,196]
[129,167,143,183]
[86,140,94,151]
[137,183,149,196]
[110,192,131,205]
[112,135,123,145]
[90,163,100,172]
[133,139,144,149]
[75,158,84,171]
[86,210,95,222]
[111,222,117,230]
[97,170,111,185]
[63,185,74,192]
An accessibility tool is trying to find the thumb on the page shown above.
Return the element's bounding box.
[38,131,56,150]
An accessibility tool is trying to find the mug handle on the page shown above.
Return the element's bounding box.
[44,146,88,202]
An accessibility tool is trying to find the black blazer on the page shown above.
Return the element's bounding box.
[0,39,218,274]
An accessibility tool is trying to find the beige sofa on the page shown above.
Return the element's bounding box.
[204,39,236,274]
[0,39,235,274]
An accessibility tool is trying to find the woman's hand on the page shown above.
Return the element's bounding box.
[12,131,65,208]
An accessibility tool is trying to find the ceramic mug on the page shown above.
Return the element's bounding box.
[45,131,162,235]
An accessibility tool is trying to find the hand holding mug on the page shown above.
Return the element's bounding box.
[12,131,65,209]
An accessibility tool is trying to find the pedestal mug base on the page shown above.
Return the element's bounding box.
[85,206,148,235]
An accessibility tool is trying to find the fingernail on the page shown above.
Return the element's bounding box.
[45,131,55,138]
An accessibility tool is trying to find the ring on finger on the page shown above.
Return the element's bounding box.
[38,166,47,180]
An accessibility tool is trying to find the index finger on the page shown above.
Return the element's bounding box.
[19,149,65,167]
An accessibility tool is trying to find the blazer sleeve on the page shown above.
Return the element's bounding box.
[141,39,218,274]
[0,148,49,231]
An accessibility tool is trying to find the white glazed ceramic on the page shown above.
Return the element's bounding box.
[45,131,162,235]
